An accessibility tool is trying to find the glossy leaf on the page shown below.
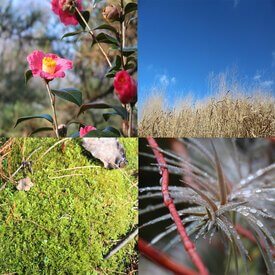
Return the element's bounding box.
[51,88,82,106]
[78,102,127,120]
[29,127,54,136]
[105,55,122,78]
[122,47,137,57]
[14,114,53,128]
[91,32,119,47]
[25,70,33,85]
[124,2,137,15]
[61,31,84,40]
[76,10,90,30]
[80,127,121,137]
[93,24,118,36]
[103,112,119,121]
[103,126,121,137]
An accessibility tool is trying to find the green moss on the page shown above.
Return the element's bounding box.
[0,138,138,274]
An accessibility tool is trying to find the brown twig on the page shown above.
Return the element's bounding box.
[139,238,198,275]
[147,137,209,275]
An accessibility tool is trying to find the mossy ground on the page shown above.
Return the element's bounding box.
[0,138,138,274]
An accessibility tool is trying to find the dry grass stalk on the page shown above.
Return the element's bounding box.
[139,92,275,137]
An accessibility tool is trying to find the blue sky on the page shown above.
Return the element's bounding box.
[139,0,275,104]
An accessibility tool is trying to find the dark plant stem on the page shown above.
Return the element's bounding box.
[139,238,198,275]
[120,0,126,68]
[45,81,59,138]
[147,137,209,275]
[128,104,133,137]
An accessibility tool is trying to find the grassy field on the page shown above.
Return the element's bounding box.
[0,138,138,274]
[139,91,275,137]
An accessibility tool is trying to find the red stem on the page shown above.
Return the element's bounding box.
[147,137,209,275]
[235,224,275,257]
[139,238,198,275]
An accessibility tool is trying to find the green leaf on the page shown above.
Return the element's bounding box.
[122,47,137,57]
[29,127,54,136]
[14,114,53,128]
[103,126,121,137]
[103,112,119,121]
[51,88,82,106]
[61,31,84,40]
[25,70,33,85]
[91,33,119,47]
[124,2,137,15]
[76,10,90,30]
[70,132,80,138]
[83,128,120,137]
[93,24,118,35]
[78,102,127,120]
[105,55,122,78]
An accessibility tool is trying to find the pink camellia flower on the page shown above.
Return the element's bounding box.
[27,50,73,81]
[51,0,83,26]
[79,125,97,137]
[113,70,137,104]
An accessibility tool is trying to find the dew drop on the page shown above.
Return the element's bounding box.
[257,221,263,227]
[242,212,249,216]
[255,189,262,193]
[236,236,240,240]
[250,209,257,214]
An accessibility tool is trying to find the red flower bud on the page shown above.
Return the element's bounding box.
[113,70,137,104]
[79,125,97,137]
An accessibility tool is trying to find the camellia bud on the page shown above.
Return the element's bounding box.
[114,70,137,105]
[79,125,97,137]
[102,5,121,22]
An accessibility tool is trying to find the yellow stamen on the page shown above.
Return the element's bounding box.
[42,57,57,74]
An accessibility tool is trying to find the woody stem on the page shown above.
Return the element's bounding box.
[45,82,59,138]
[75,7,112,68]
[147,137,209,275]
[128,104,133,137]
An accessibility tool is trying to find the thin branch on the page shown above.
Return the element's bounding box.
[139,238,198,275]
[147,137,209,275]
[75,7,112,68]
[45,81,59,138]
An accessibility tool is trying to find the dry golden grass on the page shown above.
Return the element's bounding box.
[139,92,275,137]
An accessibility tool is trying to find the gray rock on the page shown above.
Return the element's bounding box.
[82,138,128,169]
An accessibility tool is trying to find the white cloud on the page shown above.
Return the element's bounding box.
[159,75,169,86]
[253,74,261,80]
[260,80,274,88]
[158,74,176,87]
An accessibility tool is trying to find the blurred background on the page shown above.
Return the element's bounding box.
[0,0,137,136]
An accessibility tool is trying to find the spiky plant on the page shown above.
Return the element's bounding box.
[139,138,275,274]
